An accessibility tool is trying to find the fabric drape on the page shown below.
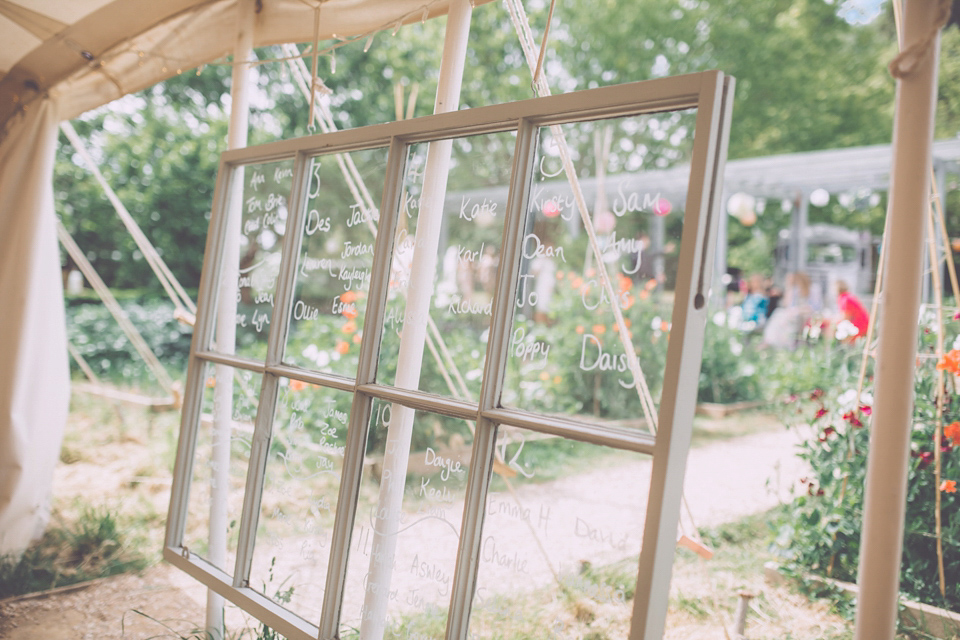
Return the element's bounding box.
[0,97,69,555]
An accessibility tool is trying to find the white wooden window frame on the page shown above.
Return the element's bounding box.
[164,70,734,640]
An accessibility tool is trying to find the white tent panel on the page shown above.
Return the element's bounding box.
[0,96,68,555]
[0,0,487,136]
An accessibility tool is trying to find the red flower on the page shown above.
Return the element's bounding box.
[859,404,872,416]
[941,479,957,493]
[813,407,828,421]
[915,451,934,469]
[810,389,824,400]
[843,411,864,427]
[818,426,836,442]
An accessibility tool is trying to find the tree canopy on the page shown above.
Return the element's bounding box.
[55,0,957,292]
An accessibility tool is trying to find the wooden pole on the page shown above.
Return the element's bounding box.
[854,1,942,637]
[207,1,255,638]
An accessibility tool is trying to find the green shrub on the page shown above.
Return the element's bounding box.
[66,296,192,389]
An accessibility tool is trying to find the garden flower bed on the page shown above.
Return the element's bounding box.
[773,306,960,627]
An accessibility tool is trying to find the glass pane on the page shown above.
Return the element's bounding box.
[377,132,516,399]
[501,113,697,430]
[469,427,648,638]
[340,399,475,637]
[247,380,353,624]
[183,363,261,574]
[284,149,388,377]
[214,159,294,360]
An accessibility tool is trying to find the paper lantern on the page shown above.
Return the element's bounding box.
[595,210,616,234]
[810,188,830,207]
[654,198,671,217]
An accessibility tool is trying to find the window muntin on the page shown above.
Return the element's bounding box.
[212,159,295,361]
[339,398,475,636]
[183,363,261,573]
[246,381,353,624]
[376,132,516,399]
[502,114,696,430]
[166,72,733,640]
[284,149,388,377]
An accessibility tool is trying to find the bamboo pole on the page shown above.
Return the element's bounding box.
[358,2,472,637]
[207,1,255,638]
[924,206,947,597]
[854,0,943,636]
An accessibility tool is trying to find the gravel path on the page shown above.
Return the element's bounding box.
[0,420,810,639]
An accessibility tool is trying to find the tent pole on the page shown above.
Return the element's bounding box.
[797,191,809,275]
[207,1,255,638]
[358,1,472,637]
[854,0,942,637]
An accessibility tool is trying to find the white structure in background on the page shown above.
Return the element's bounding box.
[775,223,875,304]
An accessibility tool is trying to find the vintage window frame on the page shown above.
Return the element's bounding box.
[164,70,735,640]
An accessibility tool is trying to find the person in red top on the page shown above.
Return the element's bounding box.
[836,279,869,339]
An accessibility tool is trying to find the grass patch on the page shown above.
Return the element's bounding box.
[0,504,149,599]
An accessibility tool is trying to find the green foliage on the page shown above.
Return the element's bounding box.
[776,309,960,612]
[0,505,149,599]
[697,317,766,404]
[65,297,192,389]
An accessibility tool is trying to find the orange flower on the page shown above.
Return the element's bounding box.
[622,294,635,310]
[205,376,216,388]
[353,333,363,344]
[289,379,307,392]
[618,274,632,294]
[341,320,357,334]
[553,375,562,384]
[937,349,960,375]
[336,341,349,355]
[941,479,957,494]
[660,320,670,332]
[575,325,585,334]
[340,290,358,304]
[592,324,606,335]
[571,277,583,290]
[539,371,550,381]
[639,289,650,300]
[342,307,358,320]
[946,422,960,446]
[556,271,565,280]
[645,278,658,291]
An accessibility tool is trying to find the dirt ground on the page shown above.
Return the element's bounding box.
[0,403,848,640]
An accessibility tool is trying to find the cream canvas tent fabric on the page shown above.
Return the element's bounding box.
[0,0,475,556]
[0,96,66,555]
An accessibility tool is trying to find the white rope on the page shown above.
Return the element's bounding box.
[60,121,197,320]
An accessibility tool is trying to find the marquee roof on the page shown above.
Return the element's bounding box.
[0,0,476,135]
